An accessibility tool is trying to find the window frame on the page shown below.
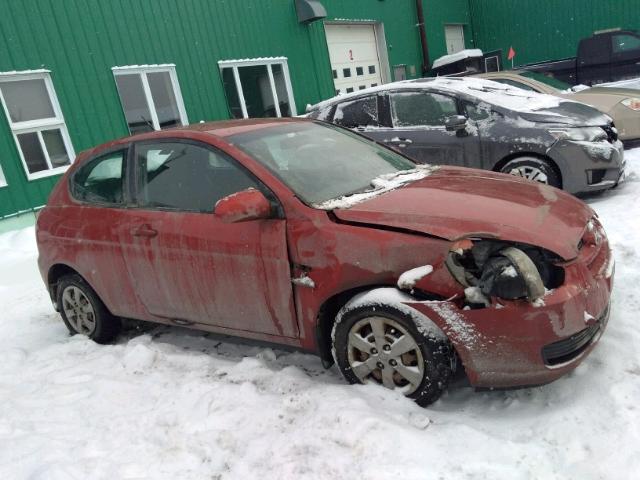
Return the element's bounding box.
[69,145,133,208]
[130,138,280,215]
[0,161,6,188]
[0,70,76,181]
[112,65,189,134]
[218,57,297,119]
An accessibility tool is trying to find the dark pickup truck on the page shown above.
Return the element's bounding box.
[521,29,640,86]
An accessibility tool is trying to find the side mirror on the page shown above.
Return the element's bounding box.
[444,115,468,131]
[214,188,272,223]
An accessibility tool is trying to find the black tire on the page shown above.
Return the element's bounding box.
[332,303,454,407]
[499,156,561,188]
[56,274,121,344]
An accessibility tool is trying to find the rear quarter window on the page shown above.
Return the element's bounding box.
[306,105,335,122]
[71,150,126,205]
[334,96,378,128]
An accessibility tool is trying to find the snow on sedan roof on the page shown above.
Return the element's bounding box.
[307,76,566,114]
[413,77,566,112]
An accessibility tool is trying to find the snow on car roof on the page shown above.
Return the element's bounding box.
[432,49,483,69]
[308,76,567,114]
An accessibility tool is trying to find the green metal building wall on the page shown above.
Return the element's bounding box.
[0,0,443,219]
[424,0,474,61]
[469,0,640,66]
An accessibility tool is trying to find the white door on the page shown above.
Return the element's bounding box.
[445,25,465,55]
[325,24,384,96]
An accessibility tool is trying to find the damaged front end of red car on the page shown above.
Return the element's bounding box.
[399,218,613,388]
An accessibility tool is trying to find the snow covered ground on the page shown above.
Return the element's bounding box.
[1,150,639,480]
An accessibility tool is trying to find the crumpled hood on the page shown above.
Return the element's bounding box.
[332,167,594,260]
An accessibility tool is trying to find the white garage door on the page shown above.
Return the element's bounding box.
[325,24,384,96]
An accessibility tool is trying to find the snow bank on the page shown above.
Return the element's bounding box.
[1,149,640,479]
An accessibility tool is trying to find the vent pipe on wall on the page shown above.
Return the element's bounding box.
[295,0,327,24]
[416,0,430,75]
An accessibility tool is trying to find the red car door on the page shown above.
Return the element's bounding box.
[121,140,298,338]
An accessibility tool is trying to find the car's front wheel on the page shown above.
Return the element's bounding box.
[57,274,121,343]
[500,156,561,188]
[332,298,454,406]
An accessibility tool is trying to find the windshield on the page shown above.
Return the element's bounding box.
[228,122,417,205]
[520,71,572,91]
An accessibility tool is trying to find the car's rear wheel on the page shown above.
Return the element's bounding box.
[57,274,121,343]
[500,156,561,188]
[332,301,454,406]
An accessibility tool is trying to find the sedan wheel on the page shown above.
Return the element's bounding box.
[507,165,549,184]
[500,157,561,188]
[333,301,454,406]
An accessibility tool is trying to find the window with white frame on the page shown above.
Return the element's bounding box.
[219,58,297,119]
[0,162,6,187]
[0,71,75,180]
[112,65,188,135]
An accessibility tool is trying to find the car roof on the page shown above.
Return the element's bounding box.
[144,117,309,139]
[308,76,569,114]
[81,117,313,159]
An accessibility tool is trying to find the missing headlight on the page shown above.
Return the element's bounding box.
[446,239,565,303]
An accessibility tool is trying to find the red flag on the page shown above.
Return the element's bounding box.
[508,47,516,60]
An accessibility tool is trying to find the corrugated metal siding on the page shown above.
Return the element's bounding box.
[470,0,640,66]
[423,0,474,62]
[0,0,426,218]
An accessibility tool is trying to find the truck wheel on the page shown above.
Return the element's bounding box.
[332,299,453,407]
[57,274,121,344]
[500,157,561,188]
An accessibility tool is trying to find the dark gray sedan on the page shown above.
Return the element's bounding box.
[306,77,626,194]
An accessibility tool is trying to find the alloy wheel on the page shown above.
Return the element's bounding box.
[346,316,425,394]
[61,286,97,335]
[507,165,549,184]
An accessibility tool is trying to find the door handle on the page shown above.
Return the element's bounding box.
[132,224,158,238]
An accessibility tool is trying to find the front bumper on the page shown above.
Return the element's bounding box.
[404,233,613,388]
[549,139,625,194]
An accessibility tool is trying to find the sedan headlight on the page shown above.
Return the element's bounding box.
[621,98,640,111]
[446,239,565,304]
[548,127,607,142]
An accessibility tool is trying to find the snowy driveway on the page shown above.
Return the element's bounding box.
[1,150,639,479]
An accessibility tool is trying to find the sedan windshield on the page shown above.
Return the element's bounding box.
[228,121,417,205]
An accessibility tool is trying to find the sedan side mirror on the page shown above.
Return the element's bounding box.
[444,115,468,131]
[214,188,272,223]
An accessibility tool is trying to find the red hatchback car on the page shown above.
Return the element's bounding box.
[36,118,613,405]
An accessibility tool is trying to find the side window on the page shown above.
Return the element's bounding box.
[73,151,125,205]
[306,106,334,122]
[464,103,493,121]
[390,91,458,127]
[334,96,378,128]
[612,34,640,55]
[579,37,610,66]
[136,142,261,212]
[493,78,538,92]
